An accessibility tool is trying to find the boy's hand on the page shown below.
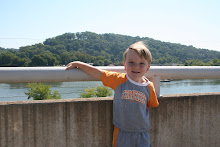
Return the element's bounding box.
[66,62,78,70]
[65,61,102,80]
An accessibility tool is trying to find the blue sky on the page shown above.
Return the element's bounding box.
[0,0,220,52]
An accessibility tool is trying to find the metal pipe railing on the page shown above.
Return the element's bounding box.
[0,66,220,96]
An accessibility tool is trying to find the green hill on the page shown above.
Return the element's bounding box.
[0,31,219,66]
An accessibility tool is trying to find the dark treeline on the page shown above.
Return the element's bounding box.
[0,31,220,66]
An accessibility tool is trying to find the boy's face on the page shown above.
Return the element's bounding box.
[123,49,150,83]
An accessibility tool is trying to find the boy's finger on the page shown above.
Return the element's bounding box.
[65,65,75,70]
[65,65,72,70]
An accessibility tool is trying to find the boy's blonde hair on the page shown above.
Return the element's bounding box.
[123,41,152,64]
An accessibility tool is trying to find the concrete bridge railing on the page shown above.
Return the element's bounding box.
[0,93,220,147]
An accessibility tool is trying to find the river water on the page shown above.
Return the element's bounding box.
[0,79,219,102]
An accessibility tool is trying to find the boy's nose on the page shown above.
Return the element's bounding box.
[132,63,140,68]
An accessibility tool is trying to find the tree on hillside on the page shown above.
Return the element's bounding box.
[30,53,58,66]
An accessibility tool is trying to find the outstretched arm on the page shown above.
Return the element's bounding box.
[66,61,102,80]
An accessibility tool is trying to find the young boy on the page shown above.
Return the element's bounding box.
[66,41,159,147]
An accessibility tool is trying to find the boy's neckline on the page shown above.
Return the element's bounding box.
[126,74,150,86]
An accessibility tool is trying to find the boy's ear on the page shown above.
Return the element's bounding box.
[146,65,150,72]
[123,62,126,70]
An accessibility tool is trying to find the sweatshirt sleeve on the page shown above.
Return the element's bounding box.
[101,70,127,91]
[147,82,159,107]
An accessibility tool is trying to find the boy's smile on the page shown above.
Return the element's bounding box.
[124,49,150,83]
